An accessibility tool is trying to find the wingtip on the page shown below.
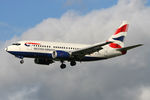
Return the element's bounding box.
[138,44,144,46]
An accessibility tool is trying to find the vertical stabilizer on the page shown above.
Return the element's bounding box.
[108,21,129,48]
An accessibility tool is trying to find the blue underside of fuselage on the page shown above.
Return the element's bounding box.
[8,51,106,61]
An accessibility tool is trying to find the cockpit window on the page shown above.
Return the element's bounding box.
[12,43,21,46]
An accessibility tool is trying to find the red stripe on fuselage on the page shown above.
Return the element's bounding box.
[25,42,40,45]
[109,43,122,48]
[114,24,128,35]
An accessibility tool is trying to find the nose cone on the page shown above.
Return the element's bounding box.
[5,47,8,52]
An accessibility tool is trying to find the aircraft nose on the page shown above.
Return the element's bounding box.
[5,47,8,51]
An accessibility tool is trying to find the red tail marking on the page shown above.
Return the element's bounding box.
[109,43,122,48]
[114,24,128,35]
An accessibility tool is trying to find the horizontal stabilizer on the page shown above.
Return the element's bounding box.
[117,44,143,51]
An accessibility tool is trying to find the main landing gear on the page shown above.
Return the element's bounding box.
[70,61,76,66]
[60,63,66,69]
[60,61,76,69]
[60,61,66,69]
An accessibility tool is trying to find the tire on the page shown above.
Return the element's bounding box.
[70,61,76,66]
[20,60,24,64]
[60,64,66,69]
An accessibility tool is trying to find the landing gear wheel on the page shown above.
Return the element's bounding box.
[60,64,66,69]
[70,61,76,66]
[20,59,24,64]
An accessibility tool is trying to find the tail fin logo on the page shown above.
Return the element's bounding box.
[108,21,129,48]
[114,24,128,35]
[109,43,122,48]
[112,36,125,42]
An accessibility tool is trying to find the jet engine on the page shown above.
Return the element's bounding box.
[34,58,53,65]
[52,50,70,60]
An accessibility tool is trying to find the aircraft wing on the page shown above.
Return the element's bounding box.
[71,42,111,57]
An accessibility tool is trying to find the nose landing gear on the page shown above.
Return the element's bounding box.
[20,59,24,64]
[16,56,24,64]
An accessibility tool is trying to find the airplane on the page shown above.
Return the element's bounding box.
[5,21,143,69]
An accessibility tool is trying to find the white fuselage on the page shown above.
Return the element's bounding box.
[6,40,122,62]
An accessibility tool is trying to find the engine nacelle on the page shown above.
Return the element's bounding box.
[34,58,53,65]
[52,50,70,60]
